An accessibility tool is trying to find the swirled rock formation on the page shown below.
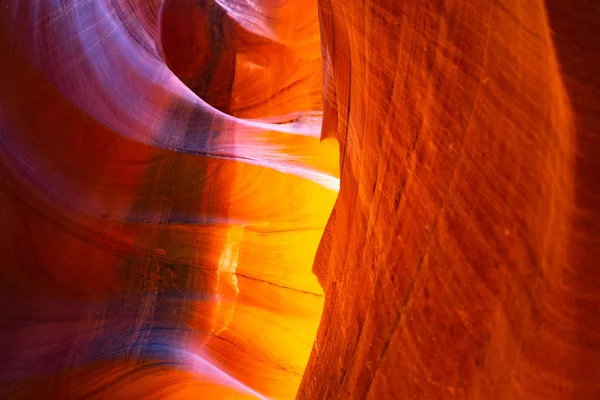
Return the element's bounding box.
[1,0,599,399]
[0,0,337,398]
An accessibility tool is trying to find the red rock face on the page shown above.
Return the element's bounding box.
[299,0,600,398]
[0,0,336,398]
[1,0,599,399]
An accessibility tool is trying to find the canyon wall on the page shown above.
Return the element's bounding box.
[0,0,336,398]
[300,0,600,398]
[1,0,599,398]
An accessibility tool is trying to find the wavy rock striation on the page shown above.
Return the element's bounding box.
[0,0,337,398]
[300,0,600,398]
[1,0,599,399]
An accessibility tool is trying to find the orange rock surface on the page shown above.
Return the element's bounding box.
[0,0,335,398]
[300,0,600,398]
[0,0,599,399]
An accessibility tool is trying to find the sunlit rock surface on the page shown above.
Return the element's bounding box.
[299,0,600,399]
[2,0,600,399]
[0,0,337,398]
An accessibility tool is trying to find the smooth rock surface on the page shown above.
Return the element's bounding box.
[0,0,337,398]
[1,0,599,398]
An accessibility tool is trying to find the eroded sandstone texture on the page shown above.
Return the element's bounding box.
[0,0,337,398]
[300,0,600,398]
[1,0,599,399]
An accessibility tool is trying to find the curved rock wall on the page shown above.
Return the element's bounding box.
[300,0,600,398]
[0,0,337,398]
[1,0,599,399]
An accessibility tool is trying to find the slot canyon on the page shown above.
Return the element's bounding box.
[0,0,599,398]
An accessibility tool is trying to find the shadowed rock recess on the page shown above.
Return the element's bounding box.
[1,0,599,399]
